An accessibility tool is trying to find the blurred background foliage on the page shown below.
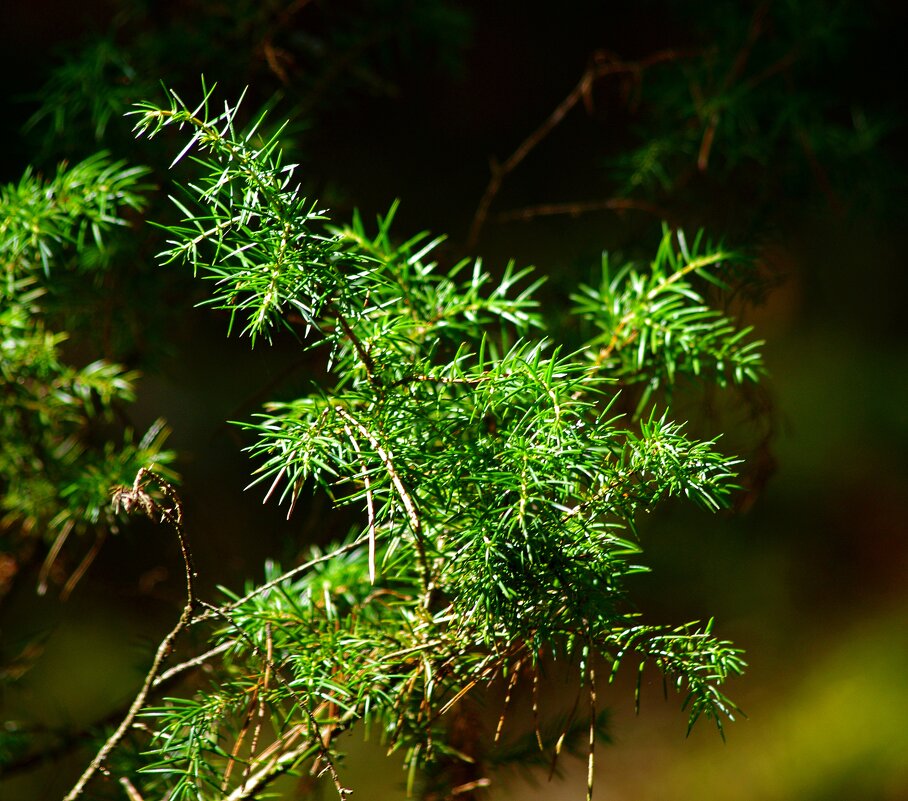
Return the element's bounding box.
[0,0,906,798]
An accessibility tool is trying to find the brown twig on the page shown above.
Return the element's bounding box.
[247,622,273,775]
[222,684,259,790]
[335,310,381,386]
[223,740,319,801]
[253,0,314,84]
[118,776,146,801]
[532,661,544,752]
[547,682,581,781]
[59,529,108,601]
[36,519,73,596]
[192,539,361,625]
[63,469,197,801]
[698,1,772,172]
[496,197,671,225]
[493,660,523,744]
[200,600,353,799]
[222,625,275,790]
[467,48,697,248]
[451,778,492,796]
[586,663,597,801]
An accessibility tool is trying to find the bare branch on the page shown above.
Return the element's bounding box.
[63,469,197,801]
[467,48,697,248]
[192,539,362,625]
[151,641,233,689]
[118,776,146,801]
[496,197,671,226]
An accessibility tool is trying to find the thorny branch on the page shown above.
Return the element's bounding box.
[62,469,197,801]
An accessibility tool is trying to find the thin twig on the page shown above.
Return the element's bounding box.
[221,623,274,790]
[60,529,108,601]
[342,420,378,583]
[36,519,73,596]
[496,197,670,225]
[494,661,522,744]
[389,373,487,389]
[533,661,544,752]
[302,702,350,799]
[467,48,697,248]
[151,641,233,689]
[118,776,146,801]
[192,539,361,625]
[200,600,353,799]
[244,623,273,784]
[222,685,258,790]
[63,469,197,801]
[224,740,318,801]
[549,685,582,782]
[587,663,597,801]
[698,1,771,171]
[244,721,307,772]
[335,311,381,386]
[451,778,492,796]
[334,407,432,598]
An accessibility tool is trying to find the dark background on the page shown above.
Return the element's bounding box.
[1,2,907,799]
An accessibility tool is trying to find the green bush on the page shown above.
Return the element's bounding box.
[53,85,763,800]
[4,2,892,798]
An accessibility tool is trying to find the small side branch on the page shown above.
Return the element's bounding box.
[193,539,362,625]
[199,600,353,799]
[223,740,319,801]
[335,310,381,386]
[467,48,696,248]
[342,419,378,583]
[496,198,670,225]
[152,641,233,689]
[334,407,432,598]
[63,469,197,801]
[587,663,597,801]
[698,1,771,171]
